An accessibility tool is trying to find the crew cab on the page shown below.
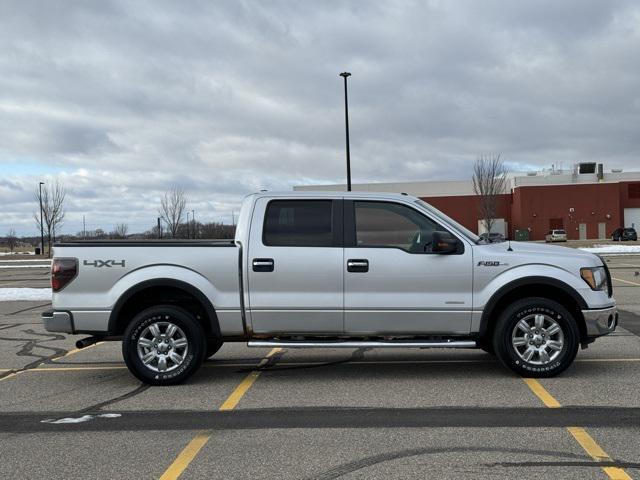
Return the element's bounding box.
[43,192,618,385]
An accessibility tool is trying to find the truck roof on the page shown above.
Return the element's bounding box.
[250,191,418,200]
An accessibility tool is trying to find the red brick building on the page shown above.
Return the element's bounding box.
[297,166,640,241]
[427,181,640,240]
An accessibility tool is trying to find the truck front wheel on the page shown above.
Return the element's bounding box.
[122,305,206,385]
[492,297,579,378]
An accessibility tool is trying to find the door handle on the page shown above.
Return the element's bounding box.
[347,259,369,273]
[253,258,274,272]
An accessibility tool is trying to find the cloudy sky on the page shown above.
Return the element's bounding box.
[1,0,639,235]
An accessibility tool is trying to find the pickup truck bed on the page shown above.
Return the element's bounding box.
[50,240,245,337]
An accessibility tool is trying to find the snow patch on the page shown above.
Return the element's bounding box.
[43,415,94,424]
[580,245,640,254]
[0,259,51,263]
[41,413,122,424]
[0,265,50,269]
[0,288,52,301]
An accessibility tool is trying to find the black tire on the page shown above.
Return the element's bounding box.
[480,344,495,355]
[122,305,206,386]
[478,338,494,355]
[205,338,224,359]
[492,297,579,378]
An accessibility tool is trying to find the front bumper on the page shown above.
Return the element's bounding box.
[42,310,74,333]
[582,306,618,337]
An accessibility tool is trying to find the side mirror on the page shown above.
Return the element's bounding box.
[430,231,459,254]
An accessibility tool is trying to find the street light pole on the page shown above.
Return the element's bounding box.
[38,182,45,256]
[340,72,352,191]
[186,212,190,239]
[192,209,195,239]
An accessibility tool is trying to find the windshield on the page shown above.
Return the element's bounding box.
[414,199,480,244]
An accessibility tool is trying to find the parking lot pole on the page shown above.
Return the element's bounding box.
[38,181,44,255]
[340,72,352,191]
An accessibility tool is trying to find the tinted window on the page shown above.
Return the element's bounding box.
[555,230,566,234]
[354,201,443,253]
[263,200,333,247]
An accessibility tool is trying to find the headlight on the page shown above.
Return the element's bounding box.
[580,266,608,291]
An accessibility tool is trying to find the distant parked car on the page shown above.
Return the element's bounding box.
[479,232,505,243]
[611,228,637,241]
[545,229,567,242]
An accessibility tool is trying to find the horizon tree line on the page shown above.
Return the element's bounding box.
[0,182,237,255]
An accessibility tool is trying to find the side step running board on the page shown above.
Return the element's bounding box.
[248,340,477,349]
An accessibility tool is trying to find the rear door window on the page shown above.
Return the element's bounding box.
[263,200,334,247]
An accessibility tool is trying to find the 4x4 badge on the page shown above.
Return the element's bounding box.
[83,260,126,268]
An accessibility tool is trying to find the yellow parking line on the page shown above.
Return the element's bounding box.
[522,378,561,408]
[159,348,282,480]
[612,277,640,287]
[219,347,281,411]
[31,366,128,371]
[158,432,211,480]
[578,358,640,363]
[568,427,632,480]
[1,355,640,378]
[523,378,632,479]
[51,342,104,361]
[0,372,18,383]
[218,371,261,411]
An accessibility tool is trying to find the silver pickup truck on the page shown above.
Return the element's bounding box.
[43,192,617,385]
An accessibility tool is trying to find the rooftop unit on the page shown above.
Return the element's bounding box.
[578,162,597,174]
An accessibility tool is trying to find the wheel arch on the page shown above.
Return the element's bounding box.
[479,276,588,345]
[108,279,221,339]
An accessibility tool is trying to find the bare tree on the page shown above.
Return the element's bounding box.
[200,221,236,239]
[472,154,508,234]
[34,180,67,257]
[6,228,18,253]
[112,223,129,239]
[159,186,187,238]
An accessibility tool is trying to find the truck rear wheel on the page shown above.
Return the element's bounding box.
[492,297,579,378]
[122,305,206,385]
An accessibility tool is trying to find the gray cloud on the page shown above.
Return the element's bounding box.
[1,0,639,234]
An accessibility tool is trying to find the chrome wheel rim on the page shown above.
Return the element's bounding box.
[136,321,189,373]
[511,313,564,365]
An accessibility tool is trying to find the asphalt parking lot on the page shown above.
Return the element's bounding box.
[0,255,639,479]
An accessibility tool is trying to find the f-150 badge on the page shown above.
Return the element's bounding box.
[477,261,508,266]
[83,260,126,268]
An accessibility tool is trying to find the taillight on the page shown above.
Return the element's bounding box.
[51,258,78,292]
